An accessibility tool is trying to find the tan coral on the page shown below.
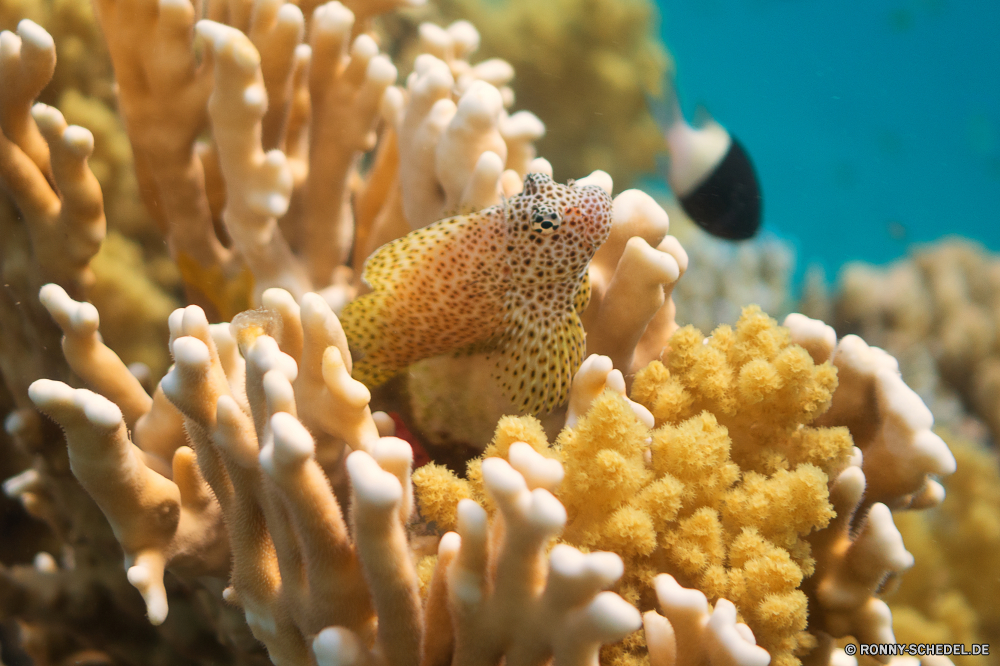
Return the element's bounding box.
[0,20,105,298]
[816,240,1000,451]
[785,314,956,511]
[428,453,641,666]
[26,286,641,666]
[92,0,239,313]
[644,573,770,666]
[31,288,419,662]
[583,188,688,375]
[302,2,397,280]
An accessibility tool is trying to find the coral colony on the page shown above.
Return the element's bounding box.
[0,0,964,665]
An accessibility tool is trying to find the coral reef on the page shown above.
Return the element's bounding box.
[413,308,955,666]
[15,286,649,665]
[807,239,1000,444]
[0,0,688,661]
[0,0,969,664]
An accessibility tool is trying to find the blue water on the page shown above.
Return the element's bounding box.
[657,0,1000,277]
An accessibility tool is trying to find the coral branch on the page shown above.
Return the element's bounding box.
[645,574,771,666]
[304,2,397,280]
[0,22,105,297]
[443,457,640,666]
[27,379,227,624]
[93,0,236,312]
[197,20,310,301]
[584,189,686,375]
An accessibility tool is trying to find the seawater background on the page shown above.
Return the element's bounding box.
[656,0,1000,279]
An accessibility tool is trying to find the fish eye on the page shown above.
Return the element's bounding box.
[530,204,561,234]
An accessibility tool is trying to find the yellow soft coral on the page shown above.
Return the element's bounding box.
[887,432,999,665]
[411,463,472,532]
[414,307,856,666]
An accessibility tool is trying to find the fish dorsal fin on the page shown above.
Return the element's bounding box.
[342,208,509,387]
[494,285,586,415]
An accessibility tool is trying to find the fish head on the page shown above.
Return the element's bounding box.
[504,173,613,285]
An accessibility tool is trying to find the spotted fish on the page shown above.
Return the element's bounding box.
[341,173,613,414]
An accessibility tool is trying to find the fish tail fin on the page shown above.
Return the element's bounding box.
[647,66,684,133]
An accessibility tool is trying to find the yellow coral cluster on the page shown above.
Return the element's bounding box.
[888,433,1000,666]
[415,307,856,666]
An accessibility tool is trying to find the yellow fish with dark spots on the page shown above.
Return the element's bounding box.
[341,172,613,414]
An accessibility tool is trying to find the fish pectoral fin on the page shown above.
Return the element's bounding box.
[493,306,585,415]
[340,291,399,388]
[573,273,592,314]
[453,334,503,358]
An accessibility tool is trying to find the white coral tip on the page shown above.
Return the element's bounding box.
[418,22,449,53]
[653,573,709,615]
[473,58,515,87]
[372,436,413,469]
[17,19,54,50]
[507,442,564,491]
[172,336,211,367]
[456,499,487,539]
[81,391,124,430]
[248,336,298,381]
[707,599,771,666]
[549,543,586,576]
[276,2,303,26]
[270,412,315,465]
[30,104,63,133]
[351,33,378,60]
[367,54,397,86]
[585,550,625,584]
[447,20,479,55]
[313,627,364,666]
[438,531,461,556]
[33,551,57,573]
[63,125,95,155]
[346,451,402,508]
[127,564,169,625]
[529,488,567,531]
[313,1,354,33]
[481,457,527,498]
[583,591,643,638]
[28,379,74,410]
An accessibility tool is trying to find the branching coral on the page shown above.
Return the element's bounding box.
[810,239,1000,446]
[21,286,641,666]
